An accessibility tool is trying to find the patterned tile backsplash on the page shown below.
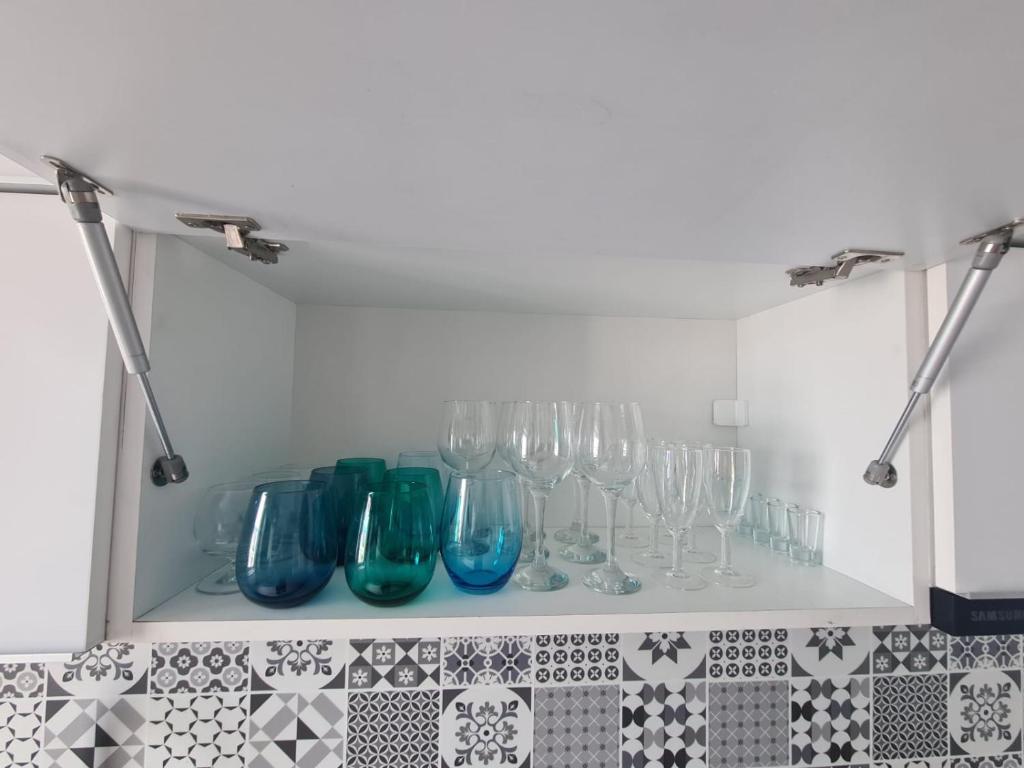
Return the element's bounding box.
[4,625,1024,767]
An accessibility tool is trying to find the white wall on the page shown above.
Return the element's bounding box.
[290,306,737,525]
[931,253,1024,595]
[737,270,925,604]
[0,194,120,653]
[129,236,296,617]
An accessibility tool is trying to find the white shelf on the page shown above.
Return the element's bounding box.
[130,529,913,642]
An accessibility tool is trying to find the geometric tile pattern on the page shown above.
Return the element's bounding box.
[533,634,620,686]
[444,636,532,687]
[949,636,1023,671]
[251,640,347,692]
[348,638,440,690]
[708,679,789,768]
[0,699,44,767]
[789,627,871,677]
[790,676,870,765]
[948,670,1022,756]
[951,756,1022,768]
[46,643,148,698]
[248,691,346,768]
[146,694,248,767]
[874,673,949,760]
[622,680,707,768]
[348,689,439,768]
[873,626,948,675]
[440,686,532,768]
[149,641,249,693]
[0,664,44,699]
[708,629,789,680]
[621,631,707,682]
[534,684,618,768]
[41,696,146,768]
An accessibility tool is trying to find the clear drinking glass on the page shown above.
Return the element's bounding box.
[701,447,755,588]
[678,444,716,564]
[549,402,598,547]
[768,499,791,553]
[788,507,824,565]
[438,400,497,474]
[193,481,254,594]
[615,479,645,548]
[633,456,671,568]
[505,401,576,591]
[653,443,707,591]
[577,402,647,595]
[559,468,605,564]
[752,495,774,545]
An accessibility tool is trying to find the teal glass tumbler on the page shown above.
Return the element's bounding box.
[385,467,444,543]
[335,457,387,485]
[345,480,437,605]
[309,466,369,565]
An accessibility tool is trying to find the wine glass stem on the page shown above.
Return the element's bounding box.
[625,501,635,534]
[719,527,733,571]
[686,526,697,553]
[576,475,591,546]
[602,490,620,566]
[530,488,549,567]
[650,518,661,554]
[671,530,683,574]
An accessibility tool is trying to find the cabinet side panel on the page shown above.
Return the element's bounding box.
[131,236,296,617]
[736,271,916,603]
[0,195,112,653]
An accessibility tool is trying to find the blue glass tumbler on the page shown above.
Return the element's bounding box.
[441,469,523,594]
[309,466,369,565]
[236,480,338,608]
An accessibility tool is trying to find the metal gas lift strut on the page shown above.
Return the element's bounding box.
[42,156,189,486]
[864,217,1024,488]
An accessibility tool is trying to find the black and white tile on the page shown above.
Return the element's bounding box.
[622,680,707,768]
[948,669,1022,756]
[790,676,870,766]
[46,642,148,698]
[950,756,1023,768]
[873,673,949,760]
[149,641,249,693]
[708,629,789,680]
[707,679,789,768]
[444,636,532,687]
[533,634,620,686]
[251,640,347,692]
[0,663,44,699]
[146,693,248,767]
[40,696,146,768]
[348,637,440,690]
[248,691,346,768]
[789,627,871,677]
[621,631,707,682]
[347,689,439,768]
[533,684,618,768]
[0,698,43,767]
[440,686,532,768]
[949,636,1023,672]
[873,626,948,675]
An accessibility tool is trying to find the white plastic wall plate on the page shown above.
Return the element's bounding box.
[713,399,749,427]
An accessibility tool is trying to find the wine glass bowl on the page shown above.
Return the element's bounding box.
[438,400,497,474]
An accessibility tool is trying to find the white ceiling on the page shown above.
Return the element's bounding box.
[1,1,1020,313]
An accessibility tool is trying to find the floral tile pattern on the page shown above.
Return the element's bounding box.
[0,699,43,767]
[948,670,1022,756]
[621,631,707,682]
[533,634,620,686]
[951,756,1022,768]
[440,686,531,768]
[622,680,707,768]
[251,640,346,692]
[46,642,148,698]
[790,676,870,765]
[708,629,789,680]
[444,636,532,687]
[789,627,871,677]
[348,637,440,690]
[533,684,618,768]
[40,696,146,768]
[874,673,949,759]
[248,691,345,768]
[708,680,789,768]
[348,689,440,768]
[949,636,1023,672]
[149,641,249,693]
[873,625,948,675]
[146,694,247,767]
[0,663,44,699]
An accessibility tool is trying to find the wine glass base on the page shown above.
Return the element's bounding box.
[632,549,671,569]
[662,569,707,591]
[701,564,756,588]
[518,547,550,563]
[554,527,598,544]
[558,541,606,564]
[615,530,646,548]
[196,564,239,595]
[583,563,641,595]
[681,549,717,564]
[513,561,569,591]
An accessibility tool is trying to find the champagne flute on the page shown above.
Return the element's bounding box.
[615,478,645,548]
[653,443,706,590]
[633,452,671,569]
[577,402,647,595]
[702,447,755,588]
[680,443,717,563]
[506,401,575,591]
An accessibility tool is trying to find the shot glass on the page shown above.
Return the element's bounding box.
[787,507,823,565]
[768,499,790,553]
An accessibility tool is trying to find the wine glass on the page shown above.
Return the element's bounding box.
[193,481,254,594]
[653,443,706,590]
[438,400,497,474]
[505,401,576,591]
[558,467,605,565]
[615,478,645,548]
[633,452,671,569]
[577,402,647,595]
[678,443,717,564]
[701,447,755,588]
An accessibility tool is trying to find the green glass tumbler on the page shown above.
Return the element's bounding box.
[384,467,443,544]
[335,457,386,485]
[345,480,437,605]
[309,466,370,566]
